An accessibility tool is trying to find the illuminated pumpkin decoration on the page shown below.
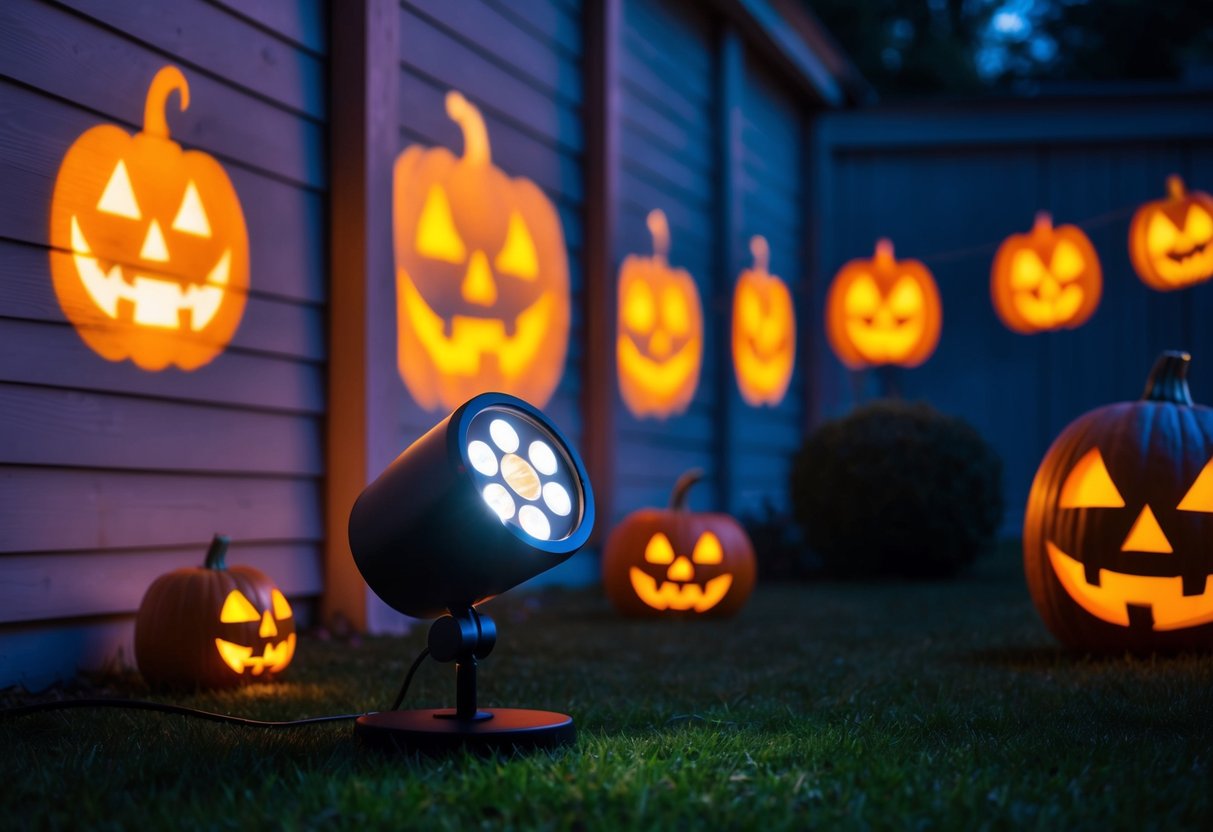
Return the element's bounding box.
[732,236,796,406]
[1024,351,1213,652]
[824,239,941,370]
[135,535,296,688]
[603,470,755,617]
[617,210,703,418]
[393,91,569,411]
[1129,176,1213,291]
[991,212,1101,335]
[49,66,249,371]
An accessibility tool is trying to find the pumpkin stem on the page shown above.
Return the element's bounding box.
[1142,351,1193,406]
[203,534,231,570]
[1166,175,1186,200]
[874,238,894,265]
[669,468,705,510]
[144,66,190,140]
[647,210,670,261]
[1032,211,1053,235]
[750,236,769,272]
[445,91,490,165]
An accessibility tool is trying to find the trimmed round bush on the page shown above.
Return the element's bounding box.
[790,400,1004,579]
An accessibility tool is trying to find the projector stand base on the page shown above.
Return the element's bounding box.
[355,708,575,755]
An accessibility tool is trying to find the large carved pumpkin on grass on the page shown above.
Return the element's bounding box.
[1024,352,1213,652]
[393,91,569,411]
[49,65,249,371]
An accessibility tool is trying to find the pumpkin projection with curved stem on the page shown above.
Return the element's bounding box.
[616,210,703,419]
[135,535,296,689]
[824,239,941,370]
[1129,176,1213,291]
[732,236,796,407]
[49,66,249,371]
[603,470,755,617]
[393,91,569,411]
[990,212,1101,335]
[1024,351,1213,653]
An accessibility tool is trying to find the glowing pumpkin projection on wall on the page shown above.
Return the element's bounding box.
[617,210,703,419]
[603,470,755,617]
[1024,351,1213,653]
[824,239,941,370]
[1129,176,1213,291]
[49,66,249,371]
[393,91,569,411]
[135,535,296,688]
[732,236,796,407]
[990,212,1101,335]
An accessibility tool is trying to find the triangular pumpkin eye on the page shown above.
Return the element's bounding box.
[1059,447,1125,508]
[644,533,675,565]
[415,185,466,264]
[220,590,260,623]
[171,181,212,238]
[1010,249,1046,290]
[494,212,538,279]
[96,160,142,219]
[1186,204,1213,243]
[843,275,881,317]
[1147,211,1179,255]
[1178,459,1213,512]
[271,589,293,620]
[1050,240,1085,282]
[692,531,723,565]
[887,277,924,318]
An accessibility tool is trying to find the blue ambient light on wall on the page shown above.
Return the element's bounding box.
[348,392,594,753]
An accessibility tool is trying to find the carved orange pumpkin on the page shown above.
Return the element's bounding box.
[393,91,569,411]
[135,535,296,688]
[1129,176,1213,291]
[825,239,940,370]
[603,470,755,617]
[49,66,249,371]
[732,236,796,406]
[991,212,1101,335]
[617,210,703,419]
[1024,352,1213,652]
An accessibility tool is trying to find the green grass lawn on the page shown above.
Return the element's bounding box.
[3,549,1212,830]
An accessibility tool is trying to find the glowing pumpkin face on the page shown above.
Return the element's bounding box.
[617,210,703,419]
[393,91,569,411]
[1024,352,1213,652]
[825,239,940,370]
[135,535,296,688]
[991,213,1101,334]
[732,236,796,407]
[49,66,249,371]
[603,470,756,617]
[1129,176,1213,291]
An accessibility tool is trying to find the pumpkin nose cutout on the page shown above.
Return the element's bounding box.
[139,219,170,263]
[1121,505,1173,553]
[259,610,278,638]
[667,556,694,582]
[461,250,497,306]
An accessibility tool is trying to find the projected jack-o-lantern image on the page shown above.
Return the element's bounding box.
[732,236,796,407]
[1129,176,1213,291]
[603,470,755,617]
[825,239,940,370]
[49,66,249,371]
[135,535,296,689]
[617,210,703,419]
[991,212,1101,335]
[393,91,569,411]
[1024,352,1213,652]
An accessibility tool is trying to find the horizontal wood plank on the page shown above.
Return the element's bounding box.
[208,0,328,55]
[482,0,580,57]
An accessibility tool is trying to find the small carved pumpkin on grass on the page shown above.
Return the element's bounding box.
[732,236,796,407]
[603,470,755,617]
[991,212,1101,334]
[49,65,249,371]
[1129,176,1213,291]
[135,535,296,688]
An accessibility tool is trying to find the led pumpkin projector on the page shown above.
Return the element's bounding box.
[348,392,594,754]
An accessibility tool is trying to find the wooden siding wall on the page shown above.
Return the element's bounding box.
[0,0,328,688]
[811,96,1213,535]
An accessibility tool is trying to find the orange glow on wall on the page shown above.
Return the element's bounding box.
[616,210,703,419]
[732,236,795,407]
[393,91,569,411]
[990,212,1101,335]
[1129,176,1213,291]
[825,239,941,370]
[49,66,249,371]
